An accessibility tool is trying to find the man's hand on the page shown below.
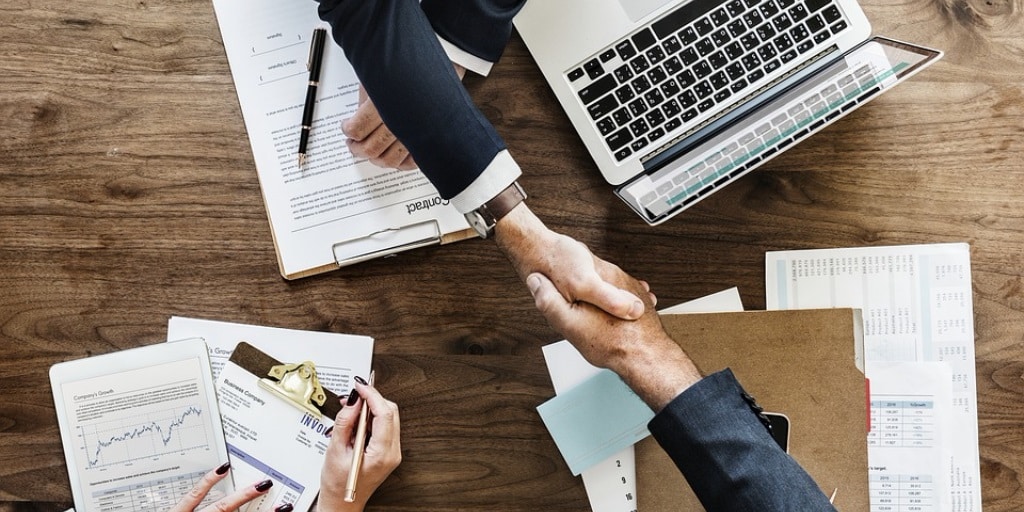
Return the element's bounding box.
[342,86,418,171]
[343,64,467,171]
[494,203,651,320]
[526,267,702,411]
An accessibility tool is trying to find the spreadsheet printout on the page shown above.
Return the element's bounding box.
[868,362,953,511]
[766,243,979,512]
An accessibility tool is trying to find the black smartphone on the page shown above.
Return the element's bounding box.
[764,412,790,452]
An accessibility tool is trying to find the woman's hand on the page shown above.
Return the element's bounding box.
[317,378,402,512]
[170,462,292,512]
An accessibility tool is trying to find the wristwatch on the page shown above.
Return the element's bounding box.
[464,181,527,239]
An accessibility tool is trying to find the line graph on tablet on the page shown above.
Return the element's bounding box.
[66,375,216,471]
[79,403,211,468]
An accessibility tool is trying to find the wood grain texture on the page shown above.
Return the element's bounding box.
[1,0,1023,509]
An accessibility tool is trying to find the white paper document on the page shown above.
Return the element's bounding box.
[541,287,744,512]
[766,243,980,511]
[167,317,374,512]
[211,0,471,278]
[868,362,953,512]
[167,316,373,394]
[217,361,328,512]
[542,341,639,512]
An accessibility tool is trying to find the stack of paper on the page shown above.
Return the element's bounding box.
[766,243,980,512]
[540,243,980,512]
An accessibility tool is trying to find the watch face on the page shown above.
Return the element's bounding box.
[465,212,490,238]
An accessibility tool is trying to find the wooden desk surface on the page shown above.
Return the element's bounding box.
[1,0,1022,510]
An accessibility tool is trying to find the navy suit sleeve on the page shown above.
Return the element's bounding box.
[316,0,507,200]
[648,369,838,511]
[420,0,527,62]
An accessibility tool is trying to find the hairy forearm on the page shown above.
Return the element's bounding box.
[492,203,554,279]
[503,204,703,410]
[611,331,703,412]
[501,203,703,409]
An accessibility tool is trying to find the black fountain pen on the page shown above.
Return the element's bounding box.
[298,27,327,167]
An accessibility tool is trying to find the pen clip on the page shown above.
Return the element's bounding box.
[307,29,318,70]
[305,28,321,70]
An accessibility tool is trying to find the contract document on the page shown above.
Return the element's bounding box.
[211,0,473,279]
[766,243,980,512]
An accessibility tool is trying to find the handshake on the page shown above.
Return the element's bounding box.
[494,203,703,411]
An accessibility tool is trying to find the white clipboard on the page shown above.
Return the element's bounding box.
[332,219,466,269]
[208,0,477,280]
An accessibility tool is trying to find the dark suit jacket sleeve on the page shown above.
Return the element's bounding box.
[648,369,838,511]
[316,0,507,200]
[420,0,527,63]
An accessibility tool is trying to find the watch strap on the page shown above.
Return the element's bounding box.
[479,181,526,226]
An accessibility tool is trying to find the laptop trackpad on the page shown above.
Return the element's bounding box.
[619,0,673,22]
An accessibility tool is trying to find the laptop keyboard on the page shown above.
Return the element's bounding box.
[566,0,852,162]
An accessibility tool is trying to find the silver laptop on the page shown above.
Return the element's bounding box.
[514,0,941,224]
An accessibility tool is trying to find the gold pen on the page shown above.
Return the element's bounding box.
[344,371,374,502]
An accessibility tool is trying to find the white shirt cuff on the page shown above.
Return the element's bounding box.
[450,150,523,214]
[437,35,495,77]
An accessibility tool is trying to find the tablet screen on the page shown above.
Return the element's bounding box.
[50,339,231,512]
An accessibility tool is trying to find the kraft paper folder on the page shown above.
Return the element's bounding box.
[637,308,869,511]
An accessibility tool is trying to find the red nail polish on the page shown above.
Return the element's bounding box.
[215,462,231,475]
[255,479,273,492]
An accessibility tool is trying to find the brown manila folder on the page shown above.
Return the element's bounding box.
[636,308,868,510]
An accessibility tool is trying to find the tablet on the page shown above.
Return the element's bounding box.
[50,338,232,512]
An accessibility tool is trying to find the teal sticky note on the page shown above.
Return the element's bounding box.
[537,369,654,475]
